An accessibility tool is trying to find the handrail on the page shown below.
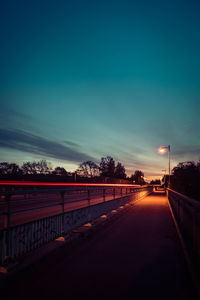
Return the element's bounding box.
[167,188,200,276]
[0,186,149,222]
[0,185,148,196]
[167,188,200,209]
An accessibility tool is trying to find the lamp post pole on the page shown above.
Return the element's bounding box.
[168,145,171,188]
[159,145,171,188]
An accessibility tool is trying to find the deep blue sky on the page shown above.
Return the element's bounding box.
[0,0,200,179]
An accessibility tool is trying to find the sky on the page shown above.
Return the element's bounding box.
[0,0,200,180]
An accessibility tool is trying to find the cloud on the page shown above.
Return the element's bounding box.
[173,148,200,161]
[0,128,94,163]
[63,140,80,148]
[0,105,32,124]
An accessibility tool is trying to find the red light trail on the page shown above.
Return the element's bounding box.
[0,181,139,187]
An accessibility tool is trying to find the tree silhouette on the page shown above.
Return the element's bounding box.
[77,161,99,178]
[22,160,51,175]
[114,162,126,179]
[22,161,37,174]
[197,160,200,172]
[171,161,200,200]
[150,179,161,185]
[131,170,144,185]
[0,157,130,183]
[99,156,115,177]
[52,167,68,176]
[0,162,22,176]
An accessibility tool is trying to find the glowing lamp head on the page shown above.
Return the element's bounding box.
[158,146,167,154]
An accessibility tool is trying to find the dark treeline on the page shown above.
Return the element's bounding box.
[169,161,200,201]
[150,179,161,185]
[0,156,146,185]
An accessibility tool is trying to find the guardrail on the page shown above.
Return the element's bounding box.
[168,189,200,273]
[0,185,153,266]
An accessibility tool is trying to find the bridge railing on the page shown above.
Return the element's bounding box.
[0,185,153,266]
[168,189,200,271]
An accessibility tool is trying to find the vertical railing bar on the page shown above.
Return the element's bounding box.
[2,231,6,265]
[16,225,19,257]
[23,224,26,255]
[25,224,28,254]
[27,223,30,253]
[87,190,90,206]
[50,217,52,242]
[60,192,65,236]
[10,228,13,259]
[113,188,115,200]
[41,219,43,246]
[13,227,16,258]
[47,218,49,242]
[20,225,23,255]
[38,220,41,248]
[193,208,198,255]
[31,221,34,251]
[4,194,11,263]
[19,225,22,256]
[44,218,46,244]
[103,189,106,202]
[34,221,37,249]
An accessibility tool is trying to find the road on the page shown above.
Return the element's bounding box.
[1,191,197,300]
[0,185,137,228]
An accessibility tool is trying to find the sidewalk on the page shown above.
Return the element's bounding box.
[1,192,197,300]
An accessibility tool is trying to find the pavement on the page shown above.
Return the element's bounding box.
[1,191,197,300]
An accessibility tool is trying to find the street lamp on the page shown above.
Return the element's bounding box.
[158,145,171,187]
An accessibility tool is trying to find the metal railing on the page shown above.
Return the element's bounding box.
[168,189,200,272]
[0,185,153,266]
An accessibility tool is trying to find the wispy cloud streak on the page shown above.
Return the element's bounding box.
[0,128,94,163]
[173,148,200,161]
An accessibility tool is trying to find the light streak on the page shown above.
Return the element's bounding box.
[0,180,140,187]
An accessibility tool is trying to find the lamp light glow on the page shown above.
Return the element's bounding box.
[158,146,168,154]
